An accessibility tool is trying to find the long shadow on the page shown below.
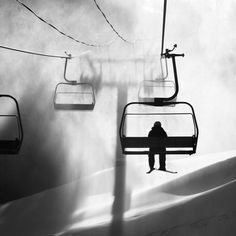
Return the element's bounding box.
[80,55,129,235]
[109,83,128,236]
[0,178,83,236]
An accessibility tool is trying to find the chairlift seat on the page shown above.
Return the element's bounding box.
[120,136,197,155]
[54,57,96,110]
[54,82,95,110]
[0,139,21,154]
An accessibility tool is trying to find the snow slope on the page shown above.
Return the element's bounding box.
[0,150,236,236]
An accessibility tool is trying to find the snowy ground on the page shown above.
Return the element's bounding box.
[0,150,236,236]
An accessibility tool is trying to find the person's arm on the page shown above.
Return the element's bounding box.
[148,130,152,137]
[161,128,168,138]
[164,130,167,137]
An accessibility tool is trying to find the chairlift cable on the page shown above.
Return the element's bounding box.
[93,0,133,44]
[0,45,93,59]
[161,0,167,56]
[0,45,70,59]
[15,0,116,47]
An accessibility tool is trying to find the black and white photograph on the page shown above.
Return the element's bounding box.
[0,0,236,235]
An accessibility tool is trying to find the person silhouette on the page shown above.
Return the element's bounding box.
[147,121,167,174]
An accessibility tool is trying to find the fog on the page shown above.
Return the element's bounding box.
[0,0,235,221]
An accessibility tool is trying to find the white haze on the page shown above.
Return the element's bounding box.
[0,0,236,219]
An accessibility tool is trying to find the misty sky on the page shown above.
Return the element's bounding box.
[0,0,236,187]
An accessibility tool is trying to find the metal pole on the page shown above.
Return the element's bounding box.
[161,0,167,56]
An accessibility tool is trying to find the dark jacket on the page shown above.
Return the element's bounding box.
[148,126,167,138]
[148,126,167,151]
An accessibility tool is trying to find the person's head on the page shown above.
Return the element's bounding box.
[154,121,161,127]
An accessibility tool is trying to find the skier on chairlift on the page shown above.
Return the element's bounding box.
[147,121,167,174]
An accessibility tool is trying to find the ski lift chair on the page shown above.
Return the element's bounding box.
[54,56,95,110]
[0,95,23,154]
[119,101,198,156]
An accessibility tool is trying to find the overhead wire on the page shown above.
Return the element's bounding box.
[13,0,166,58]
[0,45,70,58]
[0,45,90,59]
[92,0,133,44]
[15,0,117,47]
